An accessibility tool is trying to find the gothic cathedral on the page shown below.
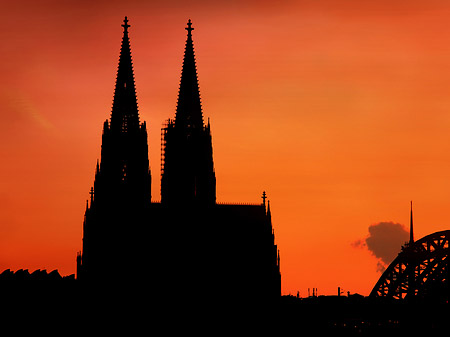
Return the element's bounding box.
[77,17,281,301]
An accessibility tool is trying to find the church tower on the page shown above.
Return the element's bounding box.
[77,17,152,281]
[161,20,216,207]
[76,18,280,301]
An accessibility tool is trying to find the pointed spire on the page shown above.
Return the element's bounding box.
[410,200,414,244]
[110,16,140,133]
[175,19,204,130]
[267,200,272,219]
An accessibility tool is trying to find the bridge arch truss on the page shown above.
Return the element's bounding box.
[370,230,450,301]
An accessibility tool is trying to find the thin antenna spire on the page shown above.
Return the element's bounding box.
[410,200,414,244]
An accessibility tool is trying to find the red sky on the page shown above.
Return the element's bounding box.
[2,0,450,296]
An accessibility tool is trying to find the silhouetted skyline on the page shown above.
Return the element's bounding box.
[4,2,450,296]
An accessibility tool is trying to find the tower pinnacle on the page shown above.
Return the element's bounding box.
[111,16,139,133]
[122,16,130,32]
[186,19,194,36]
[262,191,267,208]
[175,19,204,130]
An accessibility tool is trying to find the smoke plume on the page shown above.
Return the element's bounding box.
[352,221,410,273]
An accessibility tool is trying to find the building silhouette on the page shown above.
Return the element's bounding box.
[77,17,280,301]
[77,17,152,282]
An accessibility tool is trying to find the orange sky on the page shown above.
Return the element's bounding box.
[3,0,450,296]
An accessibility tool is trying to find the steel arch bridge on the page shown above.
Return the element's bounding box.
[370,230,450,301]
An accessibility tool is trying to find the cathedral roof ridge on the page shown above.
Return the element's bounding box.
[216,202,261,206]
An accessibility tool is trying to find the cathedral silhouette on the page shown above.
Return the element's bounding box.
[76,17,281,301]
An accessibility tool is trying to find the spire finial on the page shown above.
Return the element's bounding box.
[122,16,130,33]
[262,191,267,208]
[186,19,194,36]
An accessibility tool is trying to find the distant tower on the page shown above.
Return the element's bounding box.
[161,19,216,206]
[410,200,414,244]
[407,200,416,297]
[78,17,152,280]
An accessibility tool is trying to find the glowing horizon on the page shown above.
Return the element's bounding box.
[2,1,450,296]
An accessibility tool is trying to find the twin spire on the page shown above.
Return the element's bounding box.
[111,17,415,246]
[111,17,204,134]
[110,16,139,133]
[175,19,204,130]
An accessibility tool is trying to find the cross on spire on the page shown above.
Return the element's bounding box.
[122,16,130,32]
[262,191,267,207]
[186,19,194,36]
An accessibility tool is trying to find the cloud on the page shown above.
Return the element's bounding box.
[351,238,366,249]
[353,221,410,273]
